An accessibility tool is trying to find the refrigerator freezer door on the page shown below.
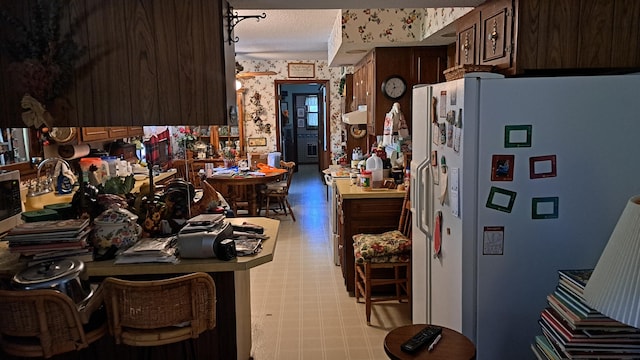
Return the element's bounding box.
[411,85,433,324]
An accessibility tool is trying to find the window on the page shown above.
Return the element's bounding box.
[305,95,318,129]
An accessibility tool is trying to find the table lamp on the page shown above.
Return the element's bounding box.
[583,195,640,329]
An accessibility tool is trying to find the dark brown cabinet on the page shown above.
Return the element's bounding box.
[455,0,640,75]
[352,46,448,146]
[337,192,404,294]
[479,2,512,68]
[0,0,235,128]
[457,13,480,66]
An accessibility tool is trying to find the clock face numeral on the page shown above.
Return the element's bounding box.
[382,76,406,99]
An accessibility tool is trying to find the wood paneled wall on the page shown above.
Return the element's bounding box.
[515,0,640,73]
[0,0,234,128]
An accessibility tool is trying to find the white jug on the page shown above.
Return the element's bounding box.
[366,153,383,188]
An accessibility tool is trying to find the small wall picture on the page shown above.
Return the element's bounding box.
[491,155,515,181]
[248,137,267,147]
[297,106,306,128]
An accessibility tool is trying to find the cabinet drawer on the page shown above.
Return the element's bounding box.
[82,127,109,142]
[108,127,129,139]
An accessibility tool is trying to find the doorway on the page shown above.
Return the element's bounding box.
[275,80,330,172]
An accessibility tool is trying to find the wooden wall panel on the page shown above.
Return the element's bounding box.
[0,1,33,127]
[537,0,579,69]
[175,1,197,124]
[515,0,540,71]
[125,0,159,126]
[153,0,181,124]
[190,0,207,124]
[610,0,640,68]
[85,0,132,126]
[68,0,93,127]
[203,0,226,123]
[577,0,614,68]
[1,0,231,127]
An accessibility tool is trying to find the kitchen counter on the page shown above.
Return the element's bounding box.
[0,216,279,360]
[21,169,177,211]
[334,178,406,199]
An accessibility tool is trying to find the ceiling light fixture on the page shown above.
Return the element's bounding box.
[227,6,266,45]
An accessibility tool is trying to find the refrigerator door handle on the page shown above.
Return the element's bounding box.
[412,158,430,235]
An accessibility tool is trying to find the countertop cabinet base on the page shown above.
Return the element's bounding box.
[338,196,403,294]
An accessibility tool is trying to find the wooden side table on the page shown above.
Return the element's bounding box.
[384,324,476,360]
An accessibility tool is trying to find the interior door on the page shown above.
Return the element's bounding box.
[318,85,329,172]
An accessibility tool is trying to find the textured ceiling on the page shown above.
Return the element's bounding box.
[229,1,484,64]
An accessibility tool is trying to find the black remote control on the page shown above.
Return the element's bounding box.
[400,326,442,354]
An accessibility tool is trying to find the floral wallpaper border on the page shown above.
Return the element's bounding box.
[330,7,473,62]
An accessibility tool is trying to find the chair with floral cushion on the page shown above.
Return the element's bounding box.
[353,189,411,325]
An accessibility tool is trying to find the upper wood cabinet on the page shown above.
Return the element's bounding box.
[455,0,640,75]
[353,46,448,144]
[81,127,143,143]
[0,0,235,128]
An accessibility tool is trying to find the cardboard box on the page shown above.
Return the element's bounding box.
[248,153,268,170]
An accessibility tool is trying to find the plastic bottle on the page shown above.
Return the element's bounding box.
[360,170,372,191]
[366,152,383,188]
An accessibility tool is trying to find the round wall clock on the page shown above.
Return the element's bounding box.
[381,75,407,100]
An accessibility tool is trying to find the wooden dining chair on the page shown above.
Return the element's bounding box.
[101,272,216,359]
[260,160,296,221]
[172,159,204,188]
[0,288,107,358]
[353,189,412,325]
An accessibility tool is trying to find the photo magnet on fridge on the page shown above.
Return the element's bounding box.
[440,91,447,117]
[491,155,515,181]
[504,125,532,148]
[532,197,559,219]
[486,186,517,213]
[446,110,455,148]
[529,155,557,179]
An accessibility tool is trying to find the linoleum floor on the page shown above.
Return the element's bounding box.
[250,164,411,360]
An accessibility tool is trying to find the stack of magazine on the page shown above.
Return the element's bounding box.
[4,219,93,265]
[532,269,640,360]
[232,222,268,256]
[114,236,178,264]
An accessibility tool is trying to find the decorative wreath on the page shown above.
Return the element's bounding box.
[350,125,366,139]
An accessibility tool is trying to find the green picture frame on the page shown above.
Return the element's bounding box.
[504,125,532,148]
[486,186,517,213]
[531,197,559,219]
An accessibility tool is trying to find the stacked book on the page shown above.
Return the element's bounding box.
[4,219,93,265]
[532,269,640,360]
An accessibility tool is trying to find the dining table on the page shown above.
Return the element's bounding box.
[205,170,284,216]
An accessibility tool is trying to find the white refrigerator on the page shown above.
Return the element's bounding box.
[410,73,640,359]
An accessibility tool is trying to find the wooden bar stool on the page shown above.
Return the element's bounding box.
[0,288,107,359]
[101,272,216,359]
